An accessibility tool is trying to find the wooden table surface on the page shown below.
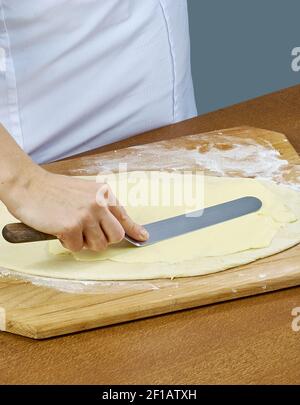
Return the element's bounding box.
[1,85,300,385]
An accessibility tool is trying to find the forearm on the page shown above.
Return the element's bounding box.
[0,124,40,201]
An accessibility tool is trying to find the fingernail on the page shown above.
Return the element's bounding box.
[140,228,149,239]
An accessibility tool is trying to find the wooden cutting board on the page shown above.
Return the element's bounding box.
[0,126,300,339]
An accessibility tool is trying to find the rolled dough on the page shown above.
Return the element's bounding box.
[0,173,299,280]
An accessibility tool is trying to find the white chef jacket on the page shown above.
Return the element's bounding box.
[0,0,197,163]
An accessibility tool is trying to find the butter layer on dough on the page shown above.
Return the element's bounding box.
[0,173,299,280]
[49,173,297,264]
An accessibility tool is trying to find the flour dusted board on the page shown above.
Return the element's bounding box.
[0,127,300,339]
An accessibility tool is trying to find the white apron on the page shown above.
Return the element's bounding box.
[0,0,197,163]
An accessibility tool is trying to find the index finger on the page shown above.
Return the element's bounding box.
[96,183,149,242]
[109,201,149,242]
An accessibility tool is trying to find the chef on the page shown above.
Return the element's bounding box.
[0,0,197,252]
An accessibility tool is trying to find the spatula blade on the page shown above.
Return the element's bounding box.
[124,196,262,247]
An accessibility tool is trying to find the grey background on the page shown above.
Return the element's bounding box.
[187,0,300,114]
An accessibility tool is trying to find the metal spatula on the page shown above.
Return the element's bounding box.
[125,196,262,246]
[2,196,262,247]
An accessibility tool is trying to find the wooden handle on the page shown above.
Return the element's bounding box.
[2,223,57,243]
